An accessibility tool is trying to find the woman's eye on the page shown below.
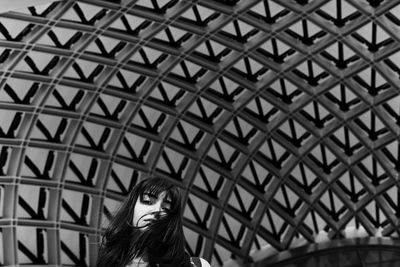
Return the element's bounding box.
[141,194,154,204]
[161,203,171,212]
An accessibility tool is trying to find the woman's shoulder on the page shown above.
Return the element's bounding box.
[190,257,211,267]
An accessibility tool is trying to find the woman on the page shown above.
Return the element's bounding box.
[97,177,211,267]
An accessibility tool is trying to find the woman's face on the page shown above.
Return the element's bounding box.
[132,191,172,229]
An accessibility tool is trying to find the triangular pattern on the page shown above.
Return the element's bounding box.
[2,1,400,266]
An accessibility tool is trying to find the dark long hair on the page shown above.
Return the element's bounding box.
[96,177,191,267]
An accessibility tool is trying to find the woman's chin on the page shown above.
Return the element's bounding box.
[136,221,151,230]
[138,225,148,231]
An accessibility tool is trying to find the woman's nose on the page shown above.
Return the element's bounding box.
[149,201,162,213]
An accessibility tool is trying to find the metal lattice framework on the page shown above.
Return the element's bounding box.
[1,0,400,266]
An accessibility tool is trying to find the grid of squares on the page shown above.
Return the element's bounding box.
[0,0,400,266]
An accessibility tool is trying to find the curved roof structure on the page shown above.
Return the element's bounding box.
[1,0,400,266]
[252,238,400,267]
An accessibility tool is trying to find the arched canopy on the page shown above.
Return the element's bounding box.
[251,238,400,267]
[0,0,400,266]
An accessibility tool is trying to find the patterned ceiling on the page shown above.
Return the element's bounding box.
[1,0,400,266]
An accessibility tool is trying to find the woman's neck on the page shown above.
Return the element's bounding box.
[127,257,147,267]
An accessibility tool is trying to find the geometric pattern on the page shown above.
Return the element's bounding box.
[257,238,400,266]
[0,0,400,266]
